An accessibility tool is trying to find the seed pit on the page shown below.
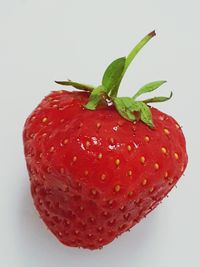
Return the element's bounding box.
[98,153,103,159]
[161,147,167,154]
[140,156,145,164]
[127,145,132,151]
[154,163,159,170]
[96,122,101,129]
[164,128,170,135]
[128,170,132,176]
[114,184,121,192]
[101,174,106,181]
[142,179,147,186]
[63,139,68,145]
[174,152,179,160]
[115,159,120,166]
[42,117,48,123]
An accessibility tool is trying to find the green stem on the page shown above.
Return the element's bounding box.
[110,30,156,97]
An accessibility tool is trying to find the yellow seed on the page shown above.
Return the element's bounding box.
[42,132,47,137]
[168,177,174,184]
[128,170,132,176]
[159,115,164,121]
[128,191,133,197]
[96,122,101,128]
[98,153,103,159]
[161,147,167,154]
[154,163,159,170]
[73,156,77,162]
[98,238,103,242]
[84,170,89,176]
[181,165,184,172]
[164,171,169,178]
[101,174,106,181]
[175,123,180,129]
[144,136,150,142]
[110,137,114,144]
[49,146,55,152]
[42,117,48,123]
[58,90,64,94]
[174,152,179,160]
[39,153,42,158]
[127,145,132,151]
[114,184,121,192]
[140,156,145,164]
[164,128,170,135]
[31,116,36,121]
[53,104,58,108]
[86,141,90,148]
[52,99,59,103]
[142,179,147,186]
[149,187,154,193]
[115,159,120,166]
[63,138,68,145]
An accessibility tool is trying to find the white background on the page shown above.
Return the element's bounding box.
[0,1,199,266]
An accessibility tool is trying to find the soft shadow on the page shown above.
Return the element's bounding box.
[17,179,160,267]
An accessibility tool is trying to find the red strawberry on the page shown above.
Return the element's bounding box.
[23,31,188,250]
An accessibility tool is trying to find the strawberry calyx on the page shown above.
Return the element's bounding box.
[55,30,172,128]
[55,80,94,92]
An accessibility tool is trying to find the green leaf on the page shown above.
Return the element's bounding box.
[143,91,173,103]
[55,80,94,92]
[114,97,136,121]
[133,80,167,100]
[139,102,154,127]
[113,97,154,127]
[102,57,126,93]
[84,86,105,110]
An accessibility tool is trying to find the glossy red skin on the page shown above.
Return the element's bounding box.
[23,90,188,249]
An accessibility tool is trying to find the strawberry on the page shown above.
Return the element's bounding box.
[23,31,188,250]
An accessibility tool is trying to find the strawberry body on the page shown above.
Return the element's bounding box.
[23,90,188,249]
